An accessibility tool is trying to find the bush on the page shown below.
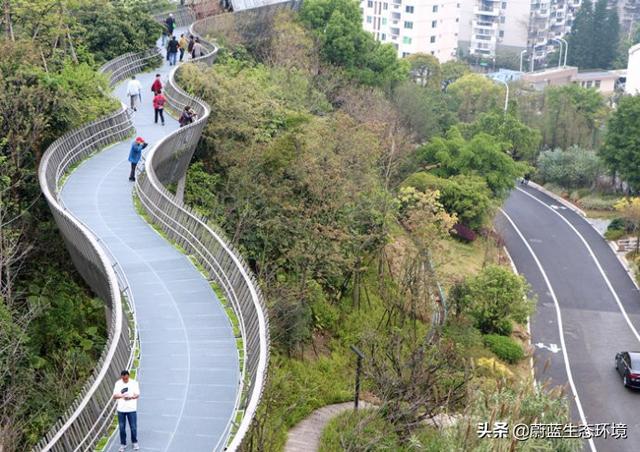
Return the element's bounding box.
[577,194,620,211]
[460,265,534,334]
[537,146,602,189]
[319,410,401,452]
[605,229,626,241]
[452,223,477,242]
[483,334,525,364]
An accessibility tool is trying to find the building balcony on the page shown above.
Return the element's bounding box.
[472,20,498,30]
[391,12,401,19]
[474,7,500,16]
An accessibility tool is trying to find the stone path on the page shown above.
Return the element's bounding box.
[284,402,373,452]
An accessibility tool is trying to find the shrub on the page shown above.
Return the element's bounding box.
[605,229,626,241]
[452,223,477,242]
[462,265,534,334]
[476,357,514,378]
[578,194,620,211]
[483,334,525,364]
[537,146,602,189]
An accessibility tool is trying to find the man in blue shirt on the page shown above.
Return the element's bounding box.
[129,137,148,182]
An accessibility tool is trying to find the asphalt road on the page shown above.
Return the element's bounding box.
[496,185,640,452]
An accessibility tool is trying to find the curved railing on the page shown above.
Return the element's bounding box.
[35,50,162,451]
[134,22,268,450]
[36,9,269,452]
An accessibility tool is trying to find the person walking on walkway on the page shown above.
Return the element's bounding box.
[128,137,148,181]
[192,37,203,59]
[165,13,175,36]
[178,33,188,62]
[153,90,166,126]
[187,35,195,58]
[167,35,179,66]
[151,74,162,95]
[179,105,197,127]
[126,75,142,111]
[113,370,140,451]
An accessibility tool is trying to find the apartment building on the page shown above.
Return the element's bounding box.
[458,0,579,65]
[360,0,461,61]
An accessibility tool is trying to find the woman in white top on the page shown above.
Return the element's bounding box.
[126,76,142,111]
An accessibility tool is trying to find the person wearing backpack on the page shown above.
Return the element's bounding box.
[165,14,175,36]
[167,35,179,66]
[179,106,197,127]
[151,74,162,95]
[128,137,148,182]
[153,90,166,126]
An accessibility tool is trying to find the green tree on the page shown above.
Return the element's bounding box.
[406,53,441,89]
[566,0,594,68]
[414,127,527,197]
[402,172,492,230]
[446,73,504,122]
[601,95,640,190]
[537,146,602,189]
[459,265,534,335]
[440,60,469,89]
[461,112,541,162]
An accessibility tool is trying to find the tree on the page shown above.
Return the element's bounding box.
[614,198,640,253]
[402,172,492,230]
[566,0,594,68]
[440,60,469,90]
[537,146,602,189]
[406,53,441,89]
[461,112,541,162]
[601,95,640,190]
[414,127,527,197]
[566,0,620,69]
[457,265,534,335]
[446,73,504,122]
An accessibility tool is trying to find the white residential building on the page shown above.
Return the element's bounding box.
[360,0,461,61]
[458,0,579,66]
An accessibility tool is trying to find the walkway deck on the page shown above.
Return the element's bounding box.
[60,31,240,452]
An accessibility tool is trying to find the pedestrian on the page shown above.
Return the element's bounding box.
[112,370,140,451]
[192,37,203,59]
[523,173,530,186]
[126,75,142,111]
[153,90,166,126]
[128,137,148,181]
[187,35,195,58]
[161,27,168,47]
[165,13,175,36]
[167,35,179,66]
[179,105,197,127]
[178,33,188,62]
[151,74,162,95]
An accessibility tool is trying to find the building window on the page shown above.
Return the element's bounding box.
[432,20,437,27]
[383,2,388,9]
[402,52,411,57]
[431,50,435,55]
[499,30,504,37]
[456,17,459,22]
[406,5,414,12]
[432,5,438,12]
[403,36,412,44]
[367,0,373,7]
[382,17,387,25]
[502,1,506,7]
[404,21,413,28]
[500,16,505,23]
[367,15,373,23]
[430,35,436,43]
[381,33,386,40]
[595,80,601,88]
[586,81,593,88]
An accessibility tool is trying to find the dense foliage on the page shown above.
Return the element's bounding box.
[537,146,602,189]
[566,0,620,69]
[602,95,640,191]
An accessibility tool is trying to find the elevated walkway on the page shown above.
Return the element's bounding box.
[59,31,239,451]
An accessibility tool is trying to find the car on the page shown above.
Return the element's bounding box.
[615,351,640,388]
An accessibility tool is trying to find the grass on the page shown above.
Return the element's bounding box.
[543,183,622,219]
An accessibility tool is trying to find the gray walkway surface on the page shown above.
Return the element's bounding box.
[284,402,373,452]
[497,185,640,452]
[60,31,240,452]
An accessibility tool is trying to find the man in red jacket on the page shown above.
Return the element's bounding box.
[151,74,162,95]
[153,90,166,126]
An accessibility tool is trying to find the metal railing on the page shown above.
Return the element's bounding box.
[36,8,269,452]
[35,49,162,451]
[135,23,268,450]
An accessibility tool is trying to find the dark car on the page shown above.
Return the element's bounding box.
[615,351,640,388]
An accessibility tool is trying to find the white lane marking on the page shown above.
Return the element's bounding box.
[535,342,561,353]
[500,209,596,452]
[517,187,640,344]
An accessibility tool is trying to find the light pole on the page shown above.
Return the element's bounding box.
[519,49,527,72]
[559,37,568,66]
[495,78,509,114]
[350,345,365,410]
[551,38,563,68]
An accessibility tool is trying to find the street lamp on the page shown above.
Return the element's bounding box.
[559,37,568,66]
[494,78,509,114]
[350,345,365,410]
[551,38,563,68]
[519,49,527,72]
